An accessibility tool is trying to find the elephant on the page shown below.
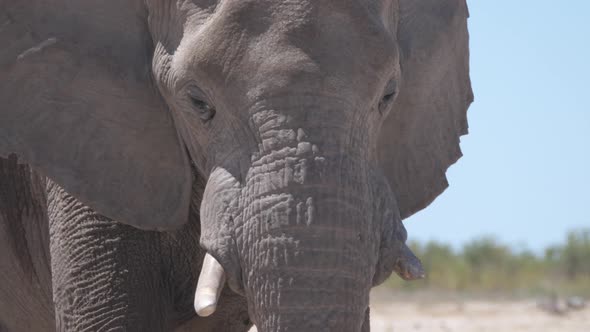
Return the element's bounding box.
[0,155,55,332]
[1,152,259,332]
[0,0,473,331]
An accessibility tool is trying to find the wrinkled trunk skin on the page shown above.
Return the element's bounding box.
[240,151,379,331]
[201,105,393,331]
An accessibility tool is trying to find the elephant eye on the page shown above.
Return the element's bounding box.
[187,86,216,122]
[379,79,398,114]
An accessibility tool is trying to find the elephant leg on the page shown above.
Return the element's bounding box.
[0,155,55,332]
[361,307,370,332]
[47,180,170,332]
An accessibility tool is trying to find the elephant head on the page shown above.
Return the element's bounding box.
[0,0,472,331]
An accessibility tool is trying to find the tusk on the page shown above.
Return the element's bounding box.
[194,253,226,317]
[394,244,426,281]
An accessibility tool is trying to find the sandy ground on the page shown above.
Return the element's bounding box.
[250,291,590,332]
[370,298,590,332]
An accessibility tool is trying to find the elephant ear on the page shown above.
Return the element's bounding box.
[0,1,191,230]
[378,0,473,219]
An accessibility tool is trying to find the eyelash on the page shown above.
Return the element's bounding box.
[186,86,216,122]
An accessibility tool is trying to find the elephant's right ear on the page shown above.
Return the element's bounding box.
[0,1,192,230]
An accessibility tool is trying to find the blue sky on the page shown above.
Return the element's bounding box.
[405,0,590,253]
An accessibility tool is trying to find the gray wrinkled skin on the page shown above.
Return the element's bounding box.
[0,0,472,331]
[1,156,251,332]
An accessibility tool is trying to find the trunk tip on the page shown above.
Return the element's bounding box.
[394,244,425,281]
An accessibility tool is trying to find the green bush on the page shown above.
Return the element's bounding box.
[385,228,590,296]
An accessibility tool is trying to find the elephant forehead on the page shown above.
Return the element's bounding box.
[174,0,397,100]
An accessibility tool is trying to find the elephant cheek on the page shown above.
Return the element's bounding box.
[198,167,244,295]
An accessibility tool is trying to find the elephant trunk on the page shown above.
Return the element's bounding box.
[198,106,419,331]
[238,145,379,331]
[243,157,379,331]
[251,272,367,331]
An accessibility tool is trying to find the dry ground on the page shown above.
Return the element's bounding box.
[250,289,590,331]
[370,298,589,332]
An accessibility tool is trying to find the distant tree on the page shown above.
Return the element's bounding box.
[562,229,590,279]
[385,229,590,296]
[462,237,512,289]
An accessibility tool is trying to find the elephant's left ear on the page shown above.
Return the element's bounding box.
[0,1,192,230]
[378,0,474,219]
